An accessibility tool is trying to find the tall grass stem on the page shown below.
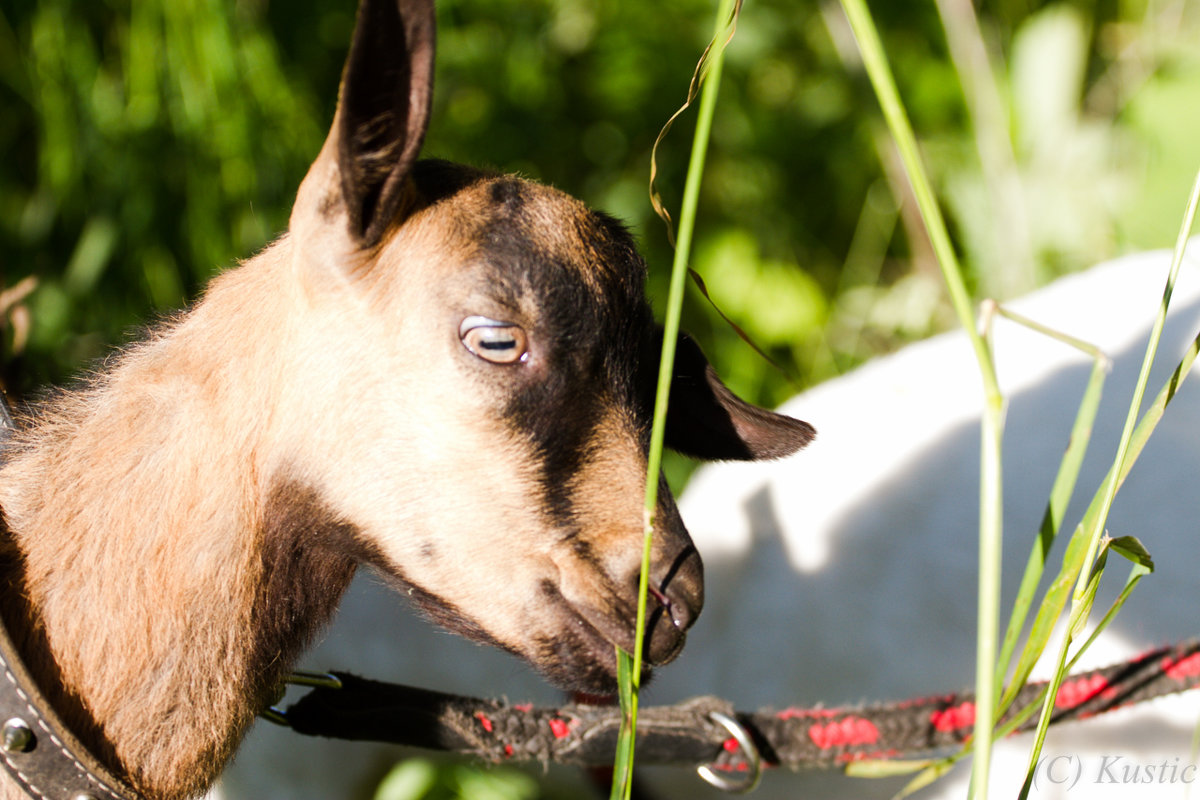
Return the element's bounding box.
[836,1,1004,796]
[1016,166,1200,798]
[612,1,737,797]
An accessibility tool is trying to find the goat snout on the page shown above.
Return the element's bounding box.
[641,542,703,666]
[550,522,702,674]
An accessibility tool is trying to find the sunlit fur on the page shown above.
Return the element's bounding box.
[0,170,703,799]
[0,2,810,797]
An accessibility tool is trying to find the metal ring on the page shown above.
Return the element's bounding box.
[696,710,762,794]
[259,671,343,726]
[283,671,343,690]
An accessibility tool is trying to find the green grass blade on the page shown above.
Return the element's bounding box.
[898,525,1099,799]
[836,2,1004,796]
[609,649,636,800]
[835,0,995,381]
[613,2,737,797]
[987,311,1109,715]
[876,537,1150,800]
[894,757,960,799]
[1089,331,1200,502]
[1069,168,1200,608]
[844,759,937,779]
[1008,324,1200,792]
[995,365,1102,699]
[986,306,1108,710]
[1063,315,1200,555]
[997,523,1090,713]
[1015,561,1105,799]
[1016,550,1152,799]
[1107,535,1154,570]
[913,547,1150,800]
[1016,168,1200,797]
[1060,557,1152,675]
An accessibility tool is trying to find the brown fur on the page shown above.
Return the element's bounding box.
[0,1,813,797]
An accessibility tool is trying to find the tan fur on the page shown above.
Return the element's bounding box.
[1,244,314,797]
[0,174,691,798]
[0,3,810,796]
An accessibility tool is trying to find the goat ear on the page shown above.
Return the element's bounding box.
[337,0,435,246]
[291,0,435,254]
[663,333,815,461]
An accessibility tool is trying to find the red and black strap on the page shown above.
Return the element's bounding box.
[283,635,1200,774]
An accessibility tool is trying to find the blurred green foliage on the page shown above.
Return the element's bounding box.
[3,0,1200,410]
[372,758,541,800]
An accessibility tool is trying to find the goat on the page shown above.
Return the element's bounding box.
[217,245,1200,799]
[0,1,814,797]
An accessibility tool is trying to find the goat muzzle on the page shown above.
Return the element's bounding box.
[640,541,703,667]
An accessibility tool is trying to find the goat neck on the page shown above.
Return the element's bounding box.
[0,246,354,799]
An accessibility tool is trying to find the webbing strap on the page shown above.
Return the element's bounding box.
[282,636,1200,773]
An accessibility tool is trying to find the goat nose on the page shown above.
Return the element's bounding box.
[642,542,703,666]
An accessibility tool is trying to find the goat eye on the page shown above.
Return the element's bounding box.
[459,316,528,364]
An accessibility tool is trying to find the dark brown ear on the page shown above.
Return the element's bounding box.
[664,333,815,461]
[337,0,435,246]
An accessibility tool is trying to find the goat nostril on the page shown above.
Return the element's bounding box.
[647,585,682,630]
[634,542,702,666]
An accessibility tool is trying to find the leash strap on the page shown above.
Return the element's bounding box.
[282,635,1200,773]
[0,399,139,800]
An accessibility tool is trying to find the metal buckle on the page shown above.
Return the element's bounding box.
[259,671,342,727]
[696,710,762,794]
